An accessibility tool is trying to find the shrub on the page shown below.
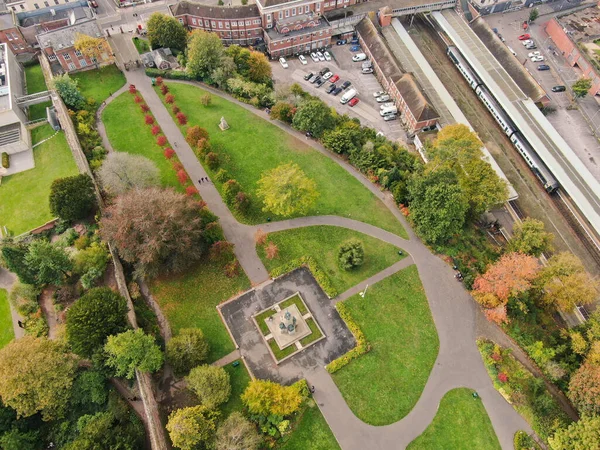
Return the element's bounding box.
[157,135,167,146]
[128,85,137,94]
[255,229,267,245]
[201,94,212,106]
[514,431,537,450]
[186,126,209,146]
[155,76,163,85]
[140,104,150,113]
[265,242,278,260]
[197,138,211,155]
[165,93,175,104]
[186,185,198,196]
[74,234,91,250]
[151,125,161,135]
[134,95,142,103]
[186,365,231,409]
[337,239,364,270]
[224,260,240,278]
[49,174,96,222]
[222,179,241,205]
[160,84,169,95]
[177,169,189,184]
[1,152,9,169]
[326,302,370,373]
[172,104,180,114]
[144,115,154,125]
[172,161,184,172]
[73,242,110,276]
[166,328,209,376]
[234,192,250,213]
[209,241,235,262]
[164,148,175,159]
[205,152,219,170]
[176,112,188,125]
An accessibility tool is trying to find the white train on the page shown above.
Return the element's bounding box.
[447,45,559,193]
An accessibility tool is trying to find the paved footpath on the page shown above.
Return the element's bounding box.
[105,48,531,447]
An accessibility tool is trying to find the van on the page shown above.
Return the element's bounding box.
[507,46,517,56]
[380,105,398,116]
[352,53,367,62]
[340,88,357,104]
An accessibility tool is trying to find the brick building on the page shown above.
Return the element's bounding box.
[0,11,32,54]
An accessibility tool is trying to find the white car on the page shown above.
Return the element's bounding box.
[521,39,533,46]
[316,51,325,61]
[373,91,385,98]
[322,71,333,80]
[380,102,395,109]
[310,52,319,62]
[352,53,367,62]
[298,55,307,65]
[324,51,332,61]
[279,57,288,68]
[376,94,391,103]
[531,55,544,62]
[528,51,541,58]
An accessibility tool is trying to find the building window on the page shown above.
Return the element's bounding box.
[178,18,183,24]
[316,2,320,10]
[91,57,97,64]
[226,22,230,28]
[79,59,87,67]
[292,7,296,15]
[19,44,24,49]
[205,20,209,26]
[54,0,58,4]
[211,21,216,27]
[246,20,251,25]
[34,3,39,8]
[241,31,245,35]
[285,9,289,17]
[6,33,12,41]
[20,4,25,9]
[75,49,82,57]
[68,62,76,71]
[305,5,309,12]
[44,1,49,6]
[279,11,282,19]
[267,14,271,21]
[11,44,18,51]
[48,54,57,61]
[324,2,328,6]
[63,53,71,60]
[191,18,197,25]
[218,22,223,28]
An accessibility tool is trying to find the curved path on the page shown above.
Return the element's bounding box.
[105,54,531,449]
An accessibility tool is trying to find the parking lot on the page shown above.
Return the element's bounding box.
[271,46,408,143]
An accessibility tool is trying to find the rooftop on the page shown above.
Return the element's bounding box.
[0,12,14,30]
[556,4,600,43]
[266,17,330,40]
[36,17,101,51]
[169,1,260,19]
[0,43,10,112]
[19,4,91,28]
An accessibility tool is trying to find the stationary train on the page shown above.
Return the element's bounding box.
[446,45,559,193]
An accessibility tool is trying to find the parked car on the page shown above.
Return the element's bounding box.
[316,51,325,61]
[348,97,360,107]
[316,78,326,87]
[551,85,566,92]
[279,57,288,69]
[350,45,361,52]
[528,51,541,58]
[498,34,506,42]
[336,39,347,45]
[311,75,321,84]
[322,71,333,80]
[383,114,398,121]
[350,38,359,45]
[341,81,352,89]
[298,55,307,65]
[380,102,395,109]
[521,39,533,46]
[310,52,319,62]
[329,74,340,83]
[324,51,332,61]
[326,83,337,94]
[518,33,531,40]
[352,53,367,62]
[362,67,373,74]
[332,87,343,96]
[537,64,550,71]
[525,44,537,50]
[373,91,386,97]
[319,67,330,76]
[303,72,313,80]
[531,55,544,62]
[376,94,391,103]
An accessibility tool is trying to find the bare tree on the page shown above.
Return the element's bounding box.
[98,152,160,195]
[215,412,261,450]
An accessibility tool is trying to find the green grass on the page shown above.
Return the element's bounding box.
[254,308,276,336]
[331,265,439,425]
[268,338,297,361]
[280,294,308,315]
[300,318,322,347]
[102,92,182,190]
[149,260,250,363]
[220,360,251,418]
[0,289,14,349]
[0,125,78,235]
[24,64,51,121]
[407,389,501,450]
[71,64,126,108]
[259,226,404,294]
[278,401,341,450]
[157,83,406,237]
[132,37,150,54]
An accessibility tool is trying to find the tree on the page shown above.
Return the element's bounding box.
[104,329,163,379]
[49,174,96,222]
[256,163,319,217]
[25,240,72,286]
[215,412,261,450]
[270,102,295,124]
[1,243,37,285]
[147,13,188,51]
[185,125,210,147]
[247,51,272,84]
[572,77,592,98]
[98,153,160,195]
[186,365,231,409]
[529,7,539,22]
[0,428,40,450]
[211,56,237,88]
[74,33,109,65]
[337,239,365,270]
[187,30,224,79]
[473,252,539,305]
[166,328,209,376]
[101,187,215,278]
[0,336,77,420]
[508,218,554,256]
[292,100,335,137]
[569,361,600,415]
[166,405,219,450]
[73,241,110,275]
[430,124,483,163]
[549,415,600,450]
[408,169,469,244]
[241,380,302,417]
[52,74,85,110]
[322,122,362,155]
[66,287,129,358]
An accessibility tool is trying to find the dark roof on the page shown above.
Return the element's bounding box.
[355,17,399,77]
[256,0,296,8]
[395,74,439,122]
[170,1,260,19]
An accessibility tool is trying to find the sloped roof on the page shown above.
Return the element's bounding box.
[395,74,439,122]
[170,1,260,19]
[36,18,102,50]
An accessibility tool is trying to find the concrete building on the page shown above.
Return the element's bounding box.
[5,0,73,13]
[0,42,33,176]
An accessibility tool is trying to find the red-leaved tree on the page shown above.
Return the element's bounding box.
[177,169,188,185]
[165,94,175,104]
[134,95,143,104]
[176,112,188,125]
[186,126,209,147]
[160,84,169,95]
[172,105,180,114]
[144,115,154,125]
[157,136,167,146]
[568,361,600,416]
[129,85,137,94]
[155,77,163,86]
[151,125,161,136]
[164,148,175,159]
[185,185,198,196]
[483,305,509,325]
[140,104,150,113]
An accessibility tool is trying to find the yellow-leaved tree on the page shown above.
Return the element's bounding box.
[74,33,112,67]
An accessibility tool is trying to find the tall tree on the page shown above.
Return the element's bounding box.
[246,51,272,84]
[211,56,237,88]
[215,412,261,450]
[66,287,129,358]
[101,187,215,278]
[1,243,37,285]
[549,415,600,450]
[568,361,600,416]
[572,77,592,98]
[241,380,303,417]
[186,30,224,79]
[104,329,163,379]
[146,12,188,51]
[98,153,160,195]
[166,405,219,450]
[25,240,72,286]
[508,218,554,256]
[0,336,77,420]
[49,174,96,222]
[186,365,231,409]
[166,328,210,376]
[429,124,483,163]
[292,100,335,137]
[256,163,319,217]
[74,33,111,66]
[51,74,85,110]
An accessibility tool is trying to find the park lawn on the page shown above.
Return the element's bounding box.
[268,338,297,361]
[259,226,404,294]
[220,360,251,418]
[407,388,501,450]
[0,289,14,349]
[299,318,322,346]
[71,64,126,108]
[24,64,51,121]
[102,92,182,190]
[132,37,150,54]
[0,125,78,235]
[331,265,439,425]
[149,260,250,363]
[157,82,407,238]
[279,401,341,450]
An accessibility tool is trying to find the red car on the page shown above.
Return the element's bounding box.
[518,33,531,40]
[329,74,340,83]
[348,97,359,107]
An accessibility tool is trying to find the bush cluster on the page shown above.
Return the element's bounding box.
[326,302,370,373]
[1,152,9,169]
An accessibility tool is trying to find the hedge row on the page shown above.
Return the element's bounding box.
[270,256,337,298]
[145,68,195,81]
[1,152,9,169]
[325,302,371,373]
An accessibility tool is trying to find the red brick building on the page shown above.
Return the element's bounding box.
[0,11,33,54]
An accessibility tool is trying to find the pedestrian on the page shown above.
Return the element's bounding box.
[310,385,315,394]
[198,179,202,184]
[17,320,23,328]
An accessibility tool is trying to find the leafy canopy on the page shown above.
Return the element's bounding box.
[572,77,592,98]
[104,329,163,379]
[241,379,303,417]
[166,405,219,450]
[186,30,224,79]
[49,174,96,222]
[292,100,335,137]
[98,152,160,195]
[215,412,262,450]
[508,218,554,256]
[166,328,209,376]
[25,240,72,286]
[52,74,86,110]
[147,13,188,51]
[186,365,231,409]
